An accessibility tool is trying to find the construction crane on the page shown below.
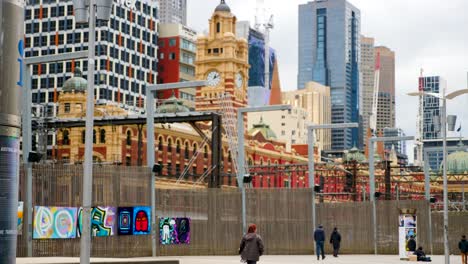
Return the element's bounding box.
[415,69,425,166]
[255,0,274,94]
[370,52,381,137]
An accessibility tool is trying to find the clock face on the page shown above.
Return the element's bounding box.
[235,72,243,89]
[206,71,221,87]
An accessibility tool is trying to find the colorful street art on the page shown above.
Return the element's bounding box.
[117,207,134,235]
[159,217,191,245]
[18,201,23,234]
[77,206,117,237]
[133,206,151,235]
[33,206,77,239]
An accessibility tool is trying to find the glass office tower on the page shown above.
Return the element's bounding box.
[298,0,361,151]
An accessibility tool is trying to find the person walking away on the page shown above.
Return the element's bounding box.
[459,235,468,264]
[330,227,342,257]
[314,225,326,260]
[407,236,417,252]
[239,224,264,264]
[414,247,432,262]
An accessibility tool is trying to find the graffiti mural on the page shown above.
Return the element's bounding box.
[117,207,134,235]
[133,206,151,235]
[18,201,23,234]
[175,217,191,244]
[77,207,117,237]
[159,217,191,245]
[159,217,176,245]
[33,206,77,239]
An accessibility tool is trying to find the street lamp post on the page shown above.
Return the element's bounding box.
[71,1,113,263]
[146,81,206,256]
[237,105,292,233]
[408,87,468,264]
[307,122,358,255]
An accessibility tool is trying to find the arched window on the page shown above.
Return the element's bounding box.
[176,140,181,154]
[216,22,220,33]
[193,143,198,154]
[184,142,189,159]
[204,145,208,158]
[63,130,70,145]
[126,130,132,145]
[167,138,172,152]
[158,136,163,152]
[125,156,131,166]
[100,129,106,143]
[81,130,85,144]
[228,152,232,162]
[248,158,253,166]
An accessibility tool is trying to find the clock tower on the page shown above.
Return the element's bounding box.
[195,0,249,112]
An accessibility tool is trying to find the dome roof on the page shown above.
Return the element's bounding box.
[156,93,190,114]
[344,146,367,163]
[444,141,468,174]
[215,0,231,12]
[248,117,277,140]
[63,68,87,93]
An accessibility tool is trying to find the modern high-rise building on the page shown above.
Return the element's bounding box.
[375,46,395,131]
[298,0,361,151]
[157,23,197,109]
[158,0,187,25]
[236,21,277,107]
[360,36,375,144]
[420,76,445,140]
[383,127,407,157]
[24,0,159,113]
[282,81,331,151]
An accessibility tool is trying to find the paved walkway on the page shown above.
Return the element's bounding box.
[17,255,464,264]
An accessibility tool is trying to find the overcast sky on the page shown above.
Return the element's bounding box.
[187,0,468,160]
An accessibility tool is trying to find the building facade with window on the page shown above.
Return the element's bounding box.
[420,76,444,140]
[157,23,197,109]
[158,0,187,25]
[24,0,158,111]
[298,0,361,151]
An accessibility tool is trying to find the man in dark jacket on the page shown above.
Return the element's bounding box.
[330,227,342,257]
[459,235,468,264]
[314,225,326,260]
[407,236,416,252]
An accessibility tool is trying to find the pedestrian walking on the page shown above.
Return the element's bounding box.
[459,235,468,264]
[314,225,326,260]
[239,224,264,264]
[329,227,341,257]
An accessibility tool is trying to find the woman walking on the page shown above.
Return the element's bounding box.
[330,227,342,257]
[239,224,264,264]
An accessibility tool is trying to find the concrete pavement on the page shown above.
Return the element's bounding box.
[17,255,464,264]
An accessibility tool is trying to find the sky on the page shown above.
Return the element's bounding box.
[187,0,468,161]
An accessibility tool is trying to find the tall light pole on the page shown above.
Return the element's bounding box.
[0,0,25,262]
[307,122,358,255]
[146,81,206,256]
[408,87,468,264]
[72,1,113,263]
[237,105,291,233]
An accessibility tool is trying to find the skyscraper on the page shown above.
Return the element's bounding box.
[360,36,375,144]
[298,0,361,151]
[421,76,445,140]
[375,46,395,132]
[158,0,187,25]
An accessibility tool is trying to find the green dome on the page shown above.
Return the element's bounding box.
[156,94,190,114]
[215,0,231,12]
[444,141,468,174]
[62,68,87,93]
[248,117,277,140]
[344,147,367,163]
